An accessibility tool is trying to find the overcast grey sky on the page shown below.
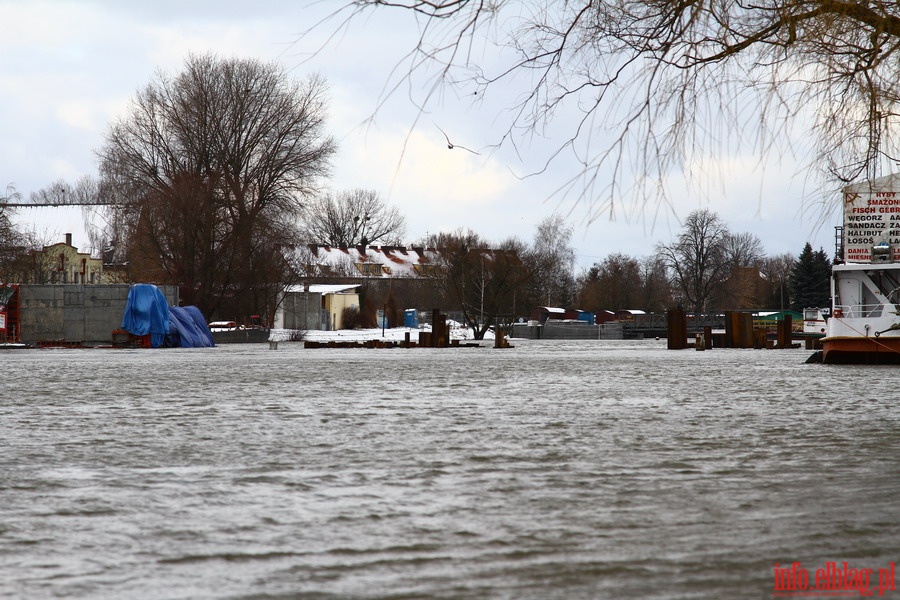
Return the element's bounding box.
[0,0,842,269]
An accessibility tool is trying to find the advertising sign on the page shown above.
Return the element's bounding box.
[842,184,900,263]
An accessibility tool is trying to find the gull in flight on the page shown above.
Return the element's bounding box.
[435,122,480,155]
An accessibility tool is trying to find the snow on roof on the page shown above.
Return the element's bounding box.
[282,283,360,294]
[305,245,440,278]
[308,284,360,294]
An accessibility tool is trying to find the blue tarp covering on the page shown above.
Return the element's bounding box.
[167,305,215,348]
[121,284,214,348]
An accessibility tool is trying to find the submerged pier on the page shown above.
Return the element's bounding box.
[666,309,800,350]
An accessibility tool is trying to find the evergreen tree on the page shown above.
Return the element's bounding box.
[789,243,831,311]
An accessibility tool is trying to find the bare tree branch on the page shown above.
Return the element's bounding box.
[308,0,900,219]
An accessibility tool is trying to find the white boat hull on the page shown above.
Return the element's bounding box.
[821,262,900,364]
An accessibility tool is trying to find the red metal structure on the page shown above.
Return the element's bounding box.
[0,284,21,343]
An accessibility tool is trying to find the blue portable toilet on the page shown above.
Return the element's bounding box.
[404,309,418,328]
[576,311,596,325]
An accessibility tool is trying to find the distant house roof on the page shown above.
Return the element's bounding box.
[283,284,360,294]
[308,284,360,294]
[304,244,441,278]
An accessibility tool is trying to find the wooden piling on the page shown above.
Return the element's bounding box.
[438,313,448,347]
[777,314,793,348]
[494,327,511,348]
[667,308,687,350]
[753,328,766,349]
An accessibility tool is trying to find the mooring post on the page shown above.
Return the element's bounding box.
[778,314,793,348]
[438,313,448,347]
[432,308,441,348]
[667,308,687,350]
[724,311,735,348]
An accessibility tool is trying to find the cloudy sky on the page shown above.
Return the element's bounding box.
[1,0,844,270]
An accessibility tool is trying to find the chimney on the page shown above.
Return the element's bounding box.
[65,233,72,246]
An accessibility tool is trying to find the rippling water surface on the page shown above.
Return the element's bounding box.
[1,339,898,599]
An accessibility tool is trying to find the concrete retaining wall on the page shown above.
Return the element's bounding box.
[18,284,179,345]
[599,322,624,339]
[543,321,600,340]
[511,320,627,340]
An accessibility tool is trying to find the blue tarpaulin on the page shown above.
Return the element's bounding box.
[121,284,214,348]
[167,305,215,348]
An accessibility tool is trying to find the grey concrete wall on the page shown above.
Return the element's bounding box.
[599,322,625,340]
[543,321,601,340]
[279,292,324,330]
[512,323,543,339]
[19,284,179,345]
[512,321,611,340]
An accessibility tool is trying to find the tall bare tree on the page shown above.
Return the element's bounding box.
[299,188,406,246]
[656,209,731,313]
[97,53,336,321]
[525,215,576,308]
[638,255,674,312]
[314,2,900,214]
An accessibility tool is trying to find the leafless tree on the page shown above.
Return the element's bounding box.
[577,253,642,312]
[656,209,732,313]
[638,255,674,312]
[0,184,21,233]
[0,184,35,281]
[29,176,102,207]
[524,215,576,308]
[760,252,796,309]
[427,229,531,339]
[723,232,766,270]
[299,188,406,246]
[576,251,673,313]
[97,53,336,320]
[312,1,900,217]
[28,176,111,257]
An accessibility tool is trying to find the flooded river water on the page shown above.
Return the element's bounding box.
[1,339,898,599]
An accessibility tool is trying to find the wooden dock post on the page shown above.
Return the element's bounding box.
[777,314,793,348]
[667,308,687,349]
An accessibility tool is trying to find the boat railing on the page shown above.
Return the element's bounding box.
[834,304,884,318]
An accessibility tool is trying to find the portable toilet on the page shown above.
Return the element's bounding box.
[576,311,596,325]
